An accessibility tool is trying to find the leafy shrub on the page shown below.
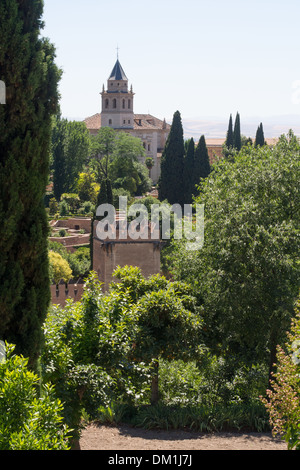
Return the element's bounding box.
[59,200,69,216]
[261,296,300,449]
[124,402,269,433]
[0,344,71,450]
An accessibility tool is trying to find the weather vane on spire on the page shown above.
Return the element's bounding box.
[116,45,120,60]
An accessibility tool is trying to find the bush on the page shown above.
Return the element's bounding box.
[261,296,300,449]
[96,401,269,433]
[0,344,71,450]
[59,200,69,216]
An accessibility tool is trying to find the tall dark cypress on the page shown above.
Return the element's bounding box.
[194,135,211,194]
[255,123,265,147]
[158,110,185,206]
[233,112,241,151]
[183,138,195,204]
[0,0,60,365]
[225,114,234,149]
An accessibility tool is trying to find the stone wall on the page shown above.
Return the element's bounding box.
[50,280,85,307]
[92,220,161,291]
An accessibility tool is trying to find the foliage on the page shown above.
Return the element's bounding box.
[0,344,71,450]
[51,116,90,200]
[49,250,72,285]
[193,135,211,194]
[76,171,99,204]
[168,132,300,377]
[158,110,185,206]
[127,401,269,433]
[49,241,90,279]
[255,122,266,147]
[49,197,59,215]
[0,0,61,364]
[89,127,151,196]
[225,114,234,149]
[183,137,195,204]
[112,266,202,404]
[233,112,242,151]
[261,295,300,450]
[60,193,81,212]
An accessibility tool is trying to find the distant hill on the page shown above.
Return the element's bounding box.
[181,115,300,140]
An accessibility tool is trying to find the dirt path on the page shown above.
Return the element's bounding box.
[79,424,286,451]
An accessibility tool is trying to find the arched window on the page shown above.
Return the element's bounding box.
[128,99,131,109]
[122,99,125,109]
[105,99,109,109]
[113,99,117,109]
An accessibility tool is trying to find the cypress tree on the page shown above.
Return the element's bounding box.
[183,138,195,204]
[194,135,211,195]
[91,178,113,268]
[106,178,113,205]
[225,114,234,149]
[0,0,60,365]
[158,110,185,206]
[233,112,242,151]
[255,123,265,147]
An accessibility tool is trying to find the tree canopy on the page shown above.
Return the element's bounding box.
[168,131,300,377]
[158,111,185,206]
[0,0,60,364]
[89,127,151,196]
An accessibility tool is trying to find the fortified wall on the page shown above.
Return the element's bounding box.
[92,217,161,292]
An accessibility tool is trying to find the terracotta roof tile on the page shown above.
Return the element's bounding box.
[84,113,170,132]
[84,113,101,130]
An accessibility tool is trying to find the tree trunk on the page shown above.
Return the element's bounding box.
[151,359,159,405]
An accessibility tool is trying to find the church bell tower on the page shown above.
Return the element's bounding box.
[101,59,135,129]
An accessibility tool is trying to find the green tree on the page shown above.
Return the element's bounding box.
[261,295,300,449]
[0,343,71,450]
[52,116,90,200]
[233,112,242,151]
[169,132,300,380]
[158,110,185,206]
[0,0,61,364]
[49,251,72,286]
[112,266,202,404]
[89,128,150,196]
[255,122,265,147]
[76,172,99,204]
[97,178,113,208]
[225,114,234,149]
[183,138,195,204]
[193,135,211,194]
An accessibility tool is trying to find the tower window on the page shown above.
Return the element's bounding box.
[109,119,112,125]
[122,99,125,109]
[105,99,109,109]
[113,99,117,109]
[128,99,131,109]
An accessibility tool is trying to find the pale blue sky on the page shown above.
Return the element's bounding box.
[42,0,300,135]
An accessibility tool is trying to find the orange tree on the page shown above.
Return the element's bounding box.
[112,266,203,404]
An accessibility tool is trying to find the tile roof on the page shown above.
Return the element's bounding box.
[83,113,170,131]
[133,114,170,130]
[84,113,101,130]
